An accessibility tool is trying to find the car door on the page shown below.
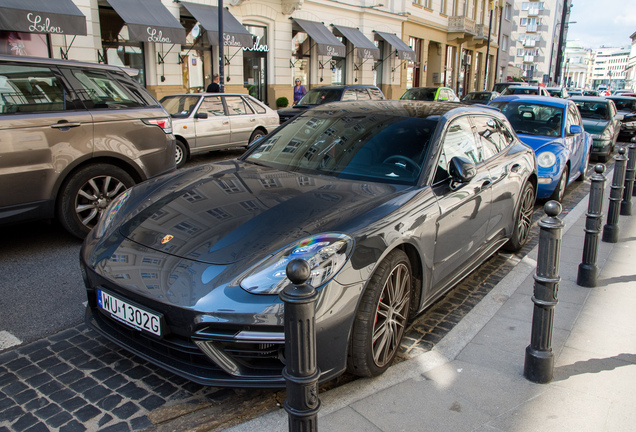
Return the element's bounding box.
[193,95,231,149]
[472,115,528,241]
[226,95,257,145]
[608,100,620,144]
[431,116,493,291]
[566,102,586,168]
[0,62,91,217]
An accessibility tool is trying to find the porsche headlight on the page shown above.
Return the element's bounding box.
[537,151,557,168]
[94,190,131,239]
[240,233,354,295]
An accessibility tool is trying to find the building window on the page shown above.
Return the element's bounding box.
[0,31,50,57]
[504,3,512,20]
[441,0,447,14]
[292,31,309,89]
[243,25,268,103]
[331,36,346,85]
[502,35,509,51]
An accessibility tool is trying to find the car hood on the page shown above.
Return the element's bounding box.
[117,161,408,265]
[515,133,561,152]
[581,119,608,134]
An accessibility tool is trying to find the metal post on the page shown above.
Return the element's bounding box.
[279,259,320,432]
[620,143,636,215]
[602,146,627,243]
[524,201,564,384]
[577,164,607,287]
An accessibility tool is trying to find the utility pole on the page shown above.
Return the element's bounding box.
[218,0,224,92]
[484,0,494,90]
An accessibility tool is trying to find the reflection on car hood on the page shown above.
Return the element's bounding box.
[118,161,406,265]
[581,119,608,134]
[515,134,560,151]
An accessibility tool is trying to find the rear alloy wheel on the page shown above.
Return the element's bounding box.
[348,249,412,377]
[58,164,135,238]
[248,129,265,146]
[175,140,188,168]
[503,182,536,252]
[550,165,569,202]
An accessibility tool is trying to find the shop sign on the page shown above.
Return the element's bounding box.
[243,36,269,52]
[224,34,243,47]
[27,13,63,34]
[147,27,172,43]
[361,49,375,59]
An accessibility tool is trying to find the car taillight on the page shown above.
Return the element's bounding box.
[143,117,172,134]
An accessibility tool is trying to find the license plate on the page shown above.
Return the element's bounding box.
[97,288,163,337]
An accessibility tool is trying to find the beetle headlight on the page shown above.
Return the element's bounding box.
[240,233,354,295]
[537,151,557,168]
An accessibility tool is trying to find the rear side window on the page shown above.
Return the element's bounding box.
[369,88,384,100]
[72,70,151,109]
[0,64,74,114]
[225,96,254,115]
[245,96,267,114]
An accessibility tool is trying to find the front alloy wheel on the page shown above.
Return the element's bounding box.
[504,182,536,252]
[348,249,412,377]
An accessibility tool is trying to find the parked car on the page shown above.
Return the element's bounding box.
[546,87,569,98]
[493,82,523,93]
[569,96,620,162]
[400,86,459,102]
[161,93,279,168]
[81,100,537,388]
[277,85,384,124]
[490,95,592,201]
[460,91,500,105]
[605,96,636,143]
[567,89,583,97]
[583,90,600,97]
[612,89,633,96]
[0,55,175,238]
[501,86,551,97]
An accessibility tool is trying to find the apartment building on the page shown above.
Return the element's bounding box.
[591,46,631,90]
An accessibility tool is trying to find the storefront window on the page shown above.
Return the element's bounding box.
[99,7,146,86]
[243,25,268,103]
[373,40,384,87]
[180,18,211,93]
[331,36,346,85]
[0,31,49,57]
[406,37,422,89]
[292,32,309,87]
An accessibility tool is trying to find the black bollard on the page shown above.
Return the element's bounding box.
[524,201,564,384]
[279,259,320,432]
[620,143,636,215]
[602,146,627,243]
[577,164,607,287]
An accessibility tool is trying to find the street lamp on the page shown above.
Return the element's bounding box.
[608,69,613,91]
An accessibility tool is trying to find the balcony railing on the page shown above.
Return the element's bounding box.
[524,39,536,47]
[449,16,476,34]
[527,8,539,16]
[524,55,534,63]
[526,24,538,32]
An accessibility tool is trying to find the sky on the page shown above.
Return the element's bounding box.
[566,0,636,49]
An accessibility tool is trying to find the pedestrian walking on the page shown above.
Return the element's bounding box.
[206,74,220,93]
[293,78,307,105]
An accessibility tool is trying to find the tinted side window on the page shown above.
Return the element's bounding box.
[72,70,148,109]
[369,88,384,100]
[225,96,254,115]
[0,64,74,114]
[435,117,481,183]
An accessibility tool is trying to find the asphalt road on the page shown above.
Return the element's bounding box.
[0,148,246,347]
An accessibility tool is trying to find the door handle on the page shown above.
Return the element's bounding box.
[250,118,256,122]
[50,121,81,129]
[223,121,229,125]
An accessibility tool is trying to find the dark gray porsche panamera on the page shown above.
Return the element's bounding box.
[81,100,537,388]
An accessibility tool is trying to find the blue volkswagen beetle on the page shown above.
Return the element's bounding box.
[490,95,591,201]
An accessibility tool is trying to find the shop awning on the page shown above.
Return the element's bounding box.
[0,0,87,35]
[106,0,186,45]
[180,2,253,47]
[373,31,416,61]
[292,18,346,57]
[332,25,380,60]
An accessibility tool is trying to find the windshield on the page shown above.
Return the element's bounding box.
[610,99,636,112]
[490,101,564,137]
[160,95,201,118]
[297,88,343,105]
[243,111,437,185]
[400,88,437,101]
[572,101,610,120]
[501,87,542,96]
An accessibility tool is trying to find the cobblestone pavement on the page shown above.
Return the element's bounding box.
[0,162,599,432]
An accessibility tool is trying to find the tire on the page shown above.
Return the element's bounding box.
[503,181,536,252]
[248,129,266,146]
[175,139,188,169]
[550,165,569,202]
[57,164,135,239]
[348,249,412,377]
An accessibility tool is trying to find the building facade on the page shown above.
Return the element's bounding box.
[1,0,503,106]
[561,40,592,89]
[590,46,630,91]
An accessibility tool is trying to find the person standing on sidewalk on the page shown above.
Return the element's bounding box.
[293,78,306,105]
[206,74,220,93]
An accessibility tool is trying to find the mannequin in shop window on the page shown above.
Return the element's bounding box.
[206,74,220,93]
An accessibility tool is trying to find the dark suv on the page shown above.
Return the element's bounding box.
[277,85,384,124]
[0,56,176,238]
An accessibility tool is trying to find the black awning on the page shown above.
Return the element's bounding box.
[373,31,416,61]
[0,0,87,35]
[180,2,253,47]
[332,25,380,60]
[106,0,186,45]
[292,18,346,57]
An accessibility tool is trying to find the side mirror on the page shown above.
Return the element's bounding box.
[194,112,208,119]
[449,156,477,184]
[568,124,583,135]
[615,113,624,121]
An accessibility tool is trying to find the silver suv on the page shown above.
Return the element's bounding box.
[0,56,176,238]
